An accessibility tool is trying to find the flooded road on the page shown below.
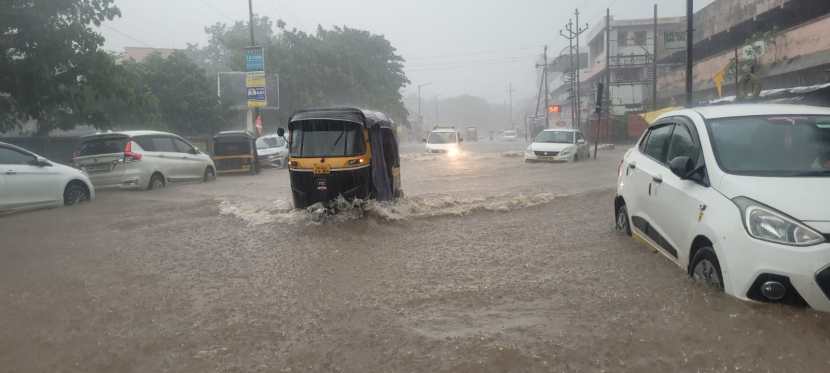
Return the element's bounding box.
[2,141,830,372]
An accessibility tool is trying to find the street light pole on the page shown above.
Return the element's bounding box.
[417,83,432,123]
[686,0,694,107]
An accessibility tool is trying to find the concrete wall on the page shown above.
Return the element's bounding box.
[694,0,790,41]
[659,14,830,98]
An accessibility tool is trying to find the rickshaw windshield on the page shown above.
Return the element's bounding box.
[214,139,252,156]
[289,120,365,157]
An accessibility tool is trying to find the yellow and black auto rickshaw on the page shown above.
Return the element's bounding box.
[211,131,260,175]
[278,107,402,208]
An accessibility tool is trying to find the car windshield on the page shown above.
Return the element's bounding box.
[708,115,830,176]
[289,120,365,157]
[77,137,128,156]
[428,132,457,144]
[535,131,574,144]
[256,136,285,150]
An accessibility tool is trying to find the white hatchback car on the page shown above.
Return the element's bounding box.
[0,142,95,212]
[73,131,216,190]
[524,128,590,162]
[425,128,463,155]
[615,104,830,311]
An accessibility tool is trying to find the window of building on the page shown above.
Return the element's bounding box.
[634,31,647,46]
[617,31,629,47]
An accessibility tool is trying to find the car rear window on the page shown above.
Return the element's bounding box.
[78,137,128,156]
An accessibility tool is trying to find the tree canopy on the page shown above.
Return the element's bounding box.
[187,17,410,126]
[0,0,142,133]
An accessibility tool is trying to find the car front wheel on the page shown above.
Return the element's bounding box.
[64,182,90,206]
[690,247,724,291]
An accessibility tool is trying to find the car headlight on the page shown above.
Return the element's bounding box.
[733,197,826,246]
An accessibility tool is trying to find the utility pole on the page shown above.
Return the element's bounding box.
[247,0,259,133]
[560,21,575,127]
[603,8,610,159]
[561,12,589,130]
[434,96,440,125]
[508,82,514,129]
[417,83,432,123]
[686,0,694,107]
[653,4,659,110]
[542,46,550,128]
[734,48,740,99]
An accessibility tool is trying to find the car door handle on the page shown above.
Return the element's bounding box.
[5,170,16,175]
[652,175,663,183]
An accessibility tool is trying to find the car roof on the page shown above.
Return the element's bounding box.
[431,129,458,133]
[82,130,173,138]
[542,128,579,132]
[665,104,830,121]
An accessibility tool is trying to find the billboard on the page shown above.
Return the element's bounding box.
[245,46,267,109]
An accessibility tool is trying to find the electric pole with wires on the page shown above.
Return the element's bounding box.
[560,11,589,130]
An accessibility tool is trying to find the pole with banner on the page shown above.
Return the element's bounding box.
[246,46,267,133]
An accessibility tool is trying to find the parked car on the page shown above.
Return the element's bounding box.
[256,134,289,168]
[0,142,95,212]
[502,129,518,141]
[73,131,216,190]
[425,127,463,156]
[524,128,590,162]
[615,104,830,311]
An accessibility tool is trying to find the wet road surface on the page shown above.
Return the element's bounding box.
[2,141,830,372]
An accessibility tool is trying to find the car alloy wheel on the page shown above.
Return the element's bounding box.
[615,204,631,236]
[690,247,724,291]
[64,183,89,206]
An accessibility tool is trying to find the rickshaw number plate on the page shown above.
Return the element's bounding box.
[313,164,331,175]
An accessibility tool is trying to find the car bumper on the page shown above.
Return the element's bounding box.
[258,154,287,168]
[524,152,574,163]
[725,230,830,312]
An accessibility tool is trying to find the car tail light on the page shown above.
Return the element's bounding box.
[124,140,142,161]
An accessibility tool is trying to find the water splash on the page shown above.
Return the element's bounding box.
[218,192,557,226]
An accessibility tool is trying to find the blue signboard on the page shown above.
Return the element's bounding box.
[247,87,267,108]
[245,47,265,72]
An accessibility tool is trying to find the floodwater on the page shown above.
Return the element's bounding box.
[2,141,830,372]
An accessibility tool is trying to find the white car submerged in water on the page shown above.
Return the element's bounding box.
[525,128,590,162]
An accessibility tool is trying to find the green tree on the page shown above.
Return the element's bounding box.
[187,17,410,126]
[130,52,224,136]
[0,0,153,133]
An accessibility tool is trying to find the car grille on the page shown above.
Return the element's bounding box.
[535,151,559,157]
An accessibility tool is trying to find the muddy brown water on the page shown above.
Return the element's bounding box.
[2,142,830,372]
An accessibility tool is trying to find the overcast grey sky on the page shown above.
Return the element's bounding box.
[100,0,716,104]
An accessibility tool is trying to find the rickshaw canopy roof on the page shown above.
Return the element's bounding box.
[289,107,393,129]
[213,130,257,142]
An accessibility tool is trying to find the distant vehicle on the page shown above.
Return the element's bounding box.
[1,141,94,212]
[212,131,260,175]
[425,127,463,155]
[256,134,289,168]
[73,131,215,190]
[524,129,590,163]
[465,127,478,142]
[282,107,402,208]
[502,129,518,141]
[615,104,830,311]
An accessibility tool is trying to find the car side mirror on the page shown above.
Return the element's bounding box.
[277,128,286,138]
[669,156,695,179]
[190,147,200,155]
[30,156,51,167]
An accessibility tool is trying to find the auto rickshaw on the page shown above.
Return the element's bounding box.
[211,131,260,175]
[278,107,402,208]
